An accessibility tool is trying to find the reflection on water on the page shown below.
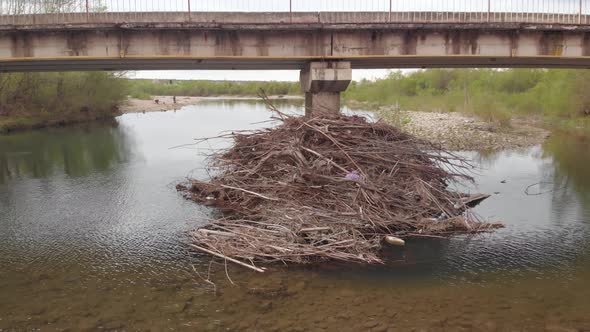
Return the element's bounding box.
[0,120,129,184]
[544,134,590,203]
[1,101,590,330]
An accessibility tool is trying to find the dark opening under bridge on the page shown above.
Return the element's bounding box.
[2,0,590,113]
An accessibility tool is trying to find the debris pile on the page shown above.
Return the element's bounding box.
[178,108,502,270]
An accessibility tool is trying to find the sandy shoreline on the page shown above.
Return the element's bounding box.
[120,95,303,114]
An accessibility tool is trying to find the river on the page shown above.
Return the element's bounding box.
[1,100,590,331]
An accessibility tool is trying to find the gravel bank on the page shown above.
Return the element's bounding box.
[380,109,550,151]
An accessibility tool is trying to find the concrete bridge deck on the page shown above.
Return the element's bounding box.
[2,12,590,72]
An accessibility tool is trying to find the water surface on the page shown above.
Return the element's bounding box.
[1,100,590,331]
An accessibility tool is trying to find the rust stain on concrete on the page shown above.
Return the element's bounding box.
[539,31,564,56]
[65,31,88,56]
[402,31,418,55]
[445,31,480,55]
[255,34,269,57]
[582,33,590,56]
[214,31,242,56]
[11,32,33,58]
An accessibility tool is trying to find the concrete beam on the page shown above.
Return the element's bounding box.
[300,61,351,116]
[3,24,590,71]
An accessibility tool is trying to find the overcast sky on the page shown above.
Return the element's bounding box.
[89,0,583,14]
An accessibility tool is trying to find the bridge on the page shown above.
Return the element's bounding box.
[2,0,590,113]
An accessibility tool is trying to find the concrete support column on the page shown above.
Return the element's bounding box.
[300,61,352,117]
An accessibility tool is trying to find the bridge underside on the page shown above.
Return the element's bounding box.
[3,56,590,72]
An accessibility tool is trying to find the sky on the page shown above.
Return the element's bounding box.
[129,69,393,82]
[81,0,584,15]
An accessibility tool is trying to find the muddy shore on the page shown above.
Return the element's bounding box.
[120,95,303,114]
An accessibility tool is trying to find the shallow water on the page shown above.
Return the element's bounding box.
[1,100,590,331]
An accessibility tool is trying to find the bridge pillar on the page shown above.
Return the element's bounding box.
[300,61,352,116]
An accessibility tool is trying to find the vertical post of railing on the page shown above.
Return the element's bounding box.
[389,0,392,22]
[289,0,292,23]
[487,0,490,22]
[188,0,191,22]
[86,0,89,22]
[579,0,582,24]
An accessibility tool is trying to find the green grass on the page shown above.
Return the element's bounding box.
[343,68,590,131]
[129,91,152,100]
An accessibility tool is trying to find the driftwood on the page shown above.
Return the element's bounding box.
[179,106,503,267]
[460,193,491,208]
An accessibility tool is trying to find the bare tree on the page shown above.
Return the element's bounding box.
[43,0,81,14]
[1,0,89,15]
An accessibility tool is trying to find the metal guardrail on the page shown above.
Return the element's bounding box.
[0,0,588,25]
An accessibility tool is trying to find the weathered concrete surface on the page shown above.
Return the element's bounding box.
[2,13,590,71]
[300,62,351,116]
[300,62,352,93]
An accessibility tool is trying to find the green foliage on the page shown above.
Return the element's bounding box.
[378,109,411,128]
[126,79,301,98]
[0,72,127,132]
[129,90,152,100]
[468,92,512,127]
[344,69,590,127]
[0,121,128,183]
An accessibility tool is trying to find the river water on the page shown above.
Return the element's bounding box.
[1,100,590,331]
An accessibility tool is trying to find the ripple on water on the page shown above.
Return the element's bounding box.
[1,103,590,330]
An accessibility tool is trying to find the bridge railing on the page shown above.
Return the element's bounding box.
[0,0,589,25]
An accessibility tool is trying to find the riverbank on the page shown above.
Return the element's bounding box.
[342,68,590,149]
[345,99,550,151]
[3,94,551,152]
[124,95,550,151]
[0,94,301,133]
[126,78,301,100]
[0,72,127,134]
[120,95,303,114]
[383,109,550,151]
[0,110,120,134]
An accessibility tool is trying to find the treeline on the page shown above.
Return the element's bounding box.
[4,0,107,14]
[5,69,590,133]
[127,79,301,99]
[0,72,127,132]
[343,69,590,127]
